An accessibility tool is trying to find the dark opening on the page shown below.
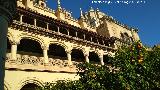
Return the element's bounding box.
[69,29,76,37]
[71,49,85,62]
[98,38,104,45]
[92,37,98,43]
[59,27,68,35]
[48,44,67,59]
[48,23,58,32]
[20,83,40,90]
[22,15,34,25]
[77,31,84,39]
[37,19,46,29]
[104,40,109,46]
[17,39,43,56]
[85,34,91,41]
[103,55,112,65]
[89,52,100,64]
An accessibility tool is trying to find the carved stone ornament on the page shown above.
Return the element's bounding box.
[0,0,17,24]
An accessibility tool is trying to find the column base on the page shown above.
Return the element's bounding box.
[44,63,49,66]
[68,61,72,65]
[9,59,17,65]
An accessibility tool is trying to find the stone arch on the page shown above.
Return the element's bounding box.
[72,46,86,55]
[49,41,68,52]
[17,77,44,90]
[89,49,101,57]
[71,46,85,62]
[18,33,45,49]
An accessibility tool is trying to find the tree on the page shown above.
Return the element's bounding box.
[38,41,160,90]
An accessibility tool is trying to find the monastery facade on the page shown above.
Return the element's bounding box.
[4,0,140,90]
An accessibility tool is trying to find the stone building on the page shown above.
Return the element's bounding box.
[4,0,140,90]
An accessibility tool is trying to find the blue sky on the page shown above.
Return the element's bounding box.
[46,0,160,47]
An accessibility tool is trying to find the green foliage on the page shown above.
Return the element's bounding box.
[145,46,160,88]
[112,42,151,90]
[38,80,84,90]
[38,41,160,90]
[77,63,122,90]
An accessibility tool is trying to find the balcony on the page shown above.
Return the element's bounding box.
[5,53,81,73]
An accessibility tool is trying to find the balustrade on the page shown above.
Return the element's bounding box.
[5,53,79,72]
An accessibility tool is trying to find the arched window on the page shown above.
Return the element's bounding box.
[89,52,100,64]
[20,83,40,90]
[48,44,67,59]
[17,39,43,56]
[71,49,85,62]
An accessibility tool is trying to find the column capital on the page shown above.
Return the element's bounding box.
[84,53,89,57]
[0,0,17,24]
[42,46,49,50]
[10,40,20,45]
[66,50,72,54]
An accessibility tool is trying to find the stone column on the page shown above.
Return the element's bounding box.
[11,41,18,61]
[42,46,49,66]
[83,34,86,40]
[99,55,104,65]
[0,0,17,89]
[91,37,93,42]
[20,15,23,24]
[67,30,69,35]
[57,26,60,34]
[85,54,89,63]
[20,14,23,24]
[75,31,78,37]
[67,51,72,66]
[102,40,105,45]
[34,18,37,26]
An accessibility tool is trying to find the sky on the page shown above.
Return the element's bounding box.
[46,0,160,47]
